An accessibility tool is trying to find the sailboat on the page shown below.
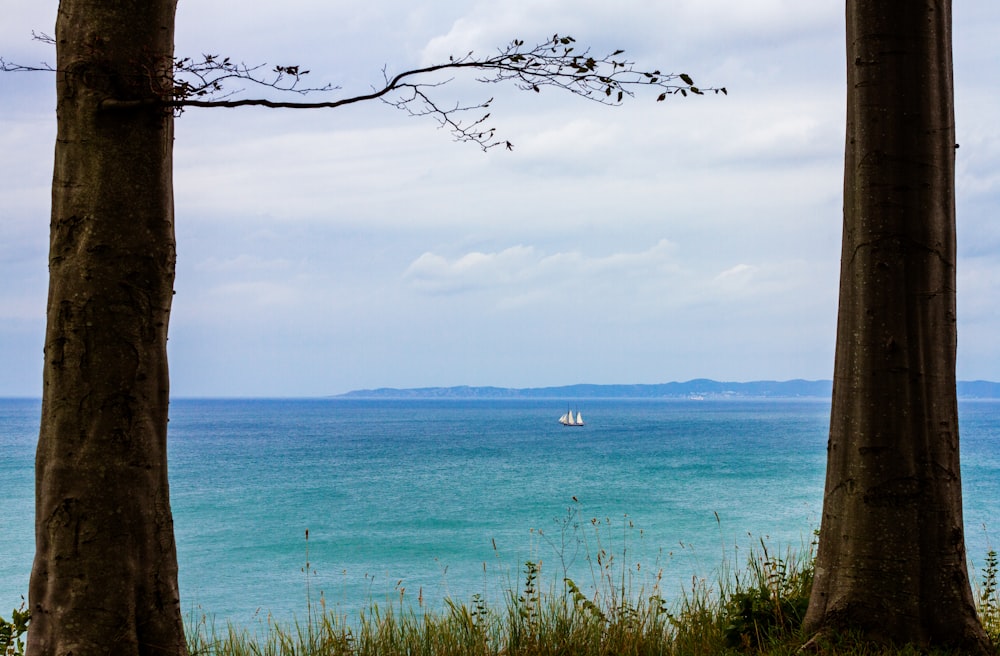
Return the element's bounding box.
[559,410,584,426]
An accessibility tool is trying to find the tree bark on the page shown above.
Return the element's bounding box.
[803,0,989,651]
[27,1,186,655]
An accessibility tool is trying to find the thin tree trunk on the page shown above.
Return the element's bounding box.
[27,1,186,655]
[803,0,988,651]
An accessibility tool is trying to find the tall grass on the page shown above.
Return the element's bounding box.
[977,548,1000,645]
[185,517,1000,656]
[185,511,807,656]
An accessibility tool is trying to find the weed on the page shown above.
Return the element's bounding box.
[977,548,1000,644]
[0,599,29,656]
[721,538,813,651]
[184,513,1000,656]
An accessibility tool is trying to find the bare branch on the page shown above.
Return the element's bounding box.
[165,34,724,150]
[169,54,338,108]
[0,58,55,73]
[1,31,56,71]
[4,33,724,150]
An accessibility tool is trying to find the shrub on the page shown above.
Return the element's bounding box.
[721,540,812,651]
[0,600,29,656]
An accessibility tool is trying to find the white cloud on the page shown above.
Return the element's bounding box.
[715,262,757,284]
[194,255,295,274]
[402,240,683,297]
[403,245,538,294]
[2,0,998,395]
[517,119,622,158]
[397,239,828,332]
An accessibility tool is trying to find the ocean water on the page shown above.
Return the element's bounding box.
[1,397,997,628]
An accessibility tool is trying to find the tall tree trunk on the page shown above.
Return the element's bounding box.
[27,1,186,655]
[803,0,989,651]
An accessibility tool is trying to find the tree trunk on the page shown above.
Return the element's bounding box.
[803,0,989,651]
[27,1,186,655]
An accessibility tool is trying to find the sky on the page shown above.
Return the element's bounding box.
[1,1,998,397]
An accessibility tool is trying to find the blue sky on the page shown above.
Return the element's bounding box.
[2,1,998,396]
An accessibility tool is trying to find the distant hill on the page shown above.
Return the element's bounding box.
[337,379,1000,400]
[958,380,1000,399]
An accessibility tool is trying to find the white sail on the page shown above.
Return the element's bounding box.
[559,410,584,426]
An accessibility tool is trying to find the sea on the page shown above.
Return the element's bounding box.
[1,397,998,629]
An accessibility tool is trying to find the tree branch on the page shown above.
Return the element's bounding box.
[5,33,725,151]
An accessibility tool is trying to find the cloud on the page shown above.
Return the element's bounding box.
[403,245,545,295]
[399,238,821,314]
[3,0,998,395]
[419,0,841,66]
[194,254,295,274]
[668,0,840,42]
[714,263,758,288]
[403,240,685,296]
[516,119,622,159]
[175,280,313,328]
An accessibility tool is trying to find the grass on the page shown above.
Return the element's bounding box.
[181,516,1000,656]
[979,547,1000,646]
[6,511,997,655]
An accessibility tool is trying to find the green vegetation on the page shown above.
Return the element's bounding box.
[980,549,1000,646]
[178,524,1000,656]
[6,522,999,655]
[0,599,28,656]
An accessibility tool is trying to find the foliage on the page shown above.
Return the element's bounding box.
[184,511,821,656]
[184,524,1000,656]
[720,539,813,652]
[0,600,29,656]
[977,549,1000,644]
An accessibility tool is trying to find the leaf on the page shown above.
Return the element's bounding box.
[680,73,694,85]
[657,92,667,102]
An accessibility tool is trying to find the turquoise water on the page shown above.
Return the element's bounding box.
[1,398,997,628]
